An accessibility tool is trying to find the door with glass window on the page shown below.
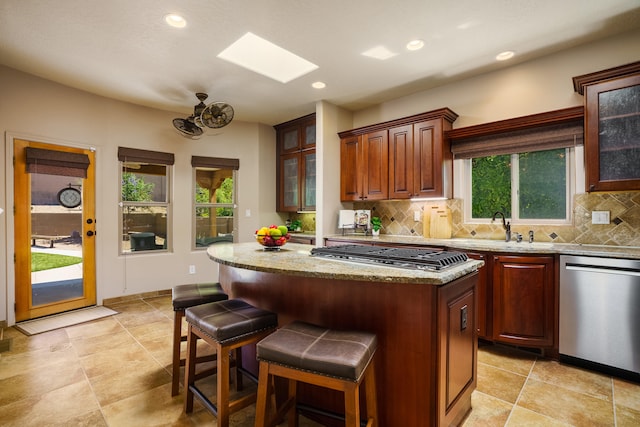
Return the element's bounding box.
[14,139,96,321]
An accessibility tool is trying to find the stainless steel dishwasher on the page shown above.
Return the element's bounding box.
[559,255,640,377]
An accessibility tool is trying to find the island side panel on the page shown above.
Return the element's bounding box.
[220,264,444,427]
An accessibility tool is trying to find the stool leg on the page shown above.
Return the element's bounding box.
[254,361,270,427]
[364,359,378,427]
[287,378,298,427]
[216,342,231,427]
[344,382,360,427]
[171,310,184,396]
[184,323,198,412]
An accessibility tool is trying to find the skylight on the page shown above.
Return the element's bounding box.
[361,45,397,60]
[217,32,318,84]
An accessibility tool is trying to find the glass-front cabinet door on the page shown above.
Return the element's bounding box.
[279,153,299,212]
[301,151,316,211]
[575,62,640,192]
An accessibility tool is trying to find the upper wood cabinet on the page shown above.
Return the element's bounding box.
[573,61,640,192]
[339,108,457,202]
[339,130,389,202]
[275,114,316,212]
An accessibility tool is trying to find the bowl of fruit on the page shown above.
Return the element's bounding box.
[255,225,291,250]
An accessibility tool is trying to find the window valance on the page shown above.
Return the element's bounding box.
[451,122,584,159]
[118,147,174,165]
[191,156,239,170]
[25,147,90,178]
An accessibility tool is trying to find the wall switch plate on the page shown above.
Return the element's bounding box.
[591,211,610,224]
[189,265,196,274]
[414,211,421,221]
[245,209,251,217]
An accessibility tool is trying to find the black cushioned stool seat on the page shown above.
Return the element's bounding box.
[171,282,228,396]
[255,321,378,427]
[184,299,278,427]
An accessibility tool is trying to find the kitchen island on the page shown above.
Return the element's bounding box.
[208,242,483,427]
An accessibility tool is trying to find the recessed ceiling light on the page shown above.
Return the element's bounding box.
[312,81,326,89]
[496,51,515,61]
[164,14,186,28]
[362,45,397,60]
[218,32,318,84]
[406,40,424,51]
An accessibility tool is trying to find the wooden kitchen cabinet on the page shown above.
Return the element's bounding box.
[573,61,640,192]
[339,130,388,201]
[389,119,452,198]
[339,108,457,201]
[275,114,316,211]
[492,255,555,348]
[466,252,491,339]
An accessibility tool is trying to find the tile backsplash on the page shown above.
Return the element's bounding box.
[354,191,640,247]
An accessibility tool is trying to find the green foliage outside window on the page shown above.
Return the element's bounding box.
[471,149,567,220]
[196,177,234,217]
[471,155,511,218]
[519,149,566,219]
[122,172,154,202]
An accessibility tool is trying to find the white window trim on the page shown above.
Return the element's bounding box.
[456,147,582,226]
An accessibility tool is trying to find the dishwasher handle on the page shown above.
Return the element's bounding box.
[565,263,640,277]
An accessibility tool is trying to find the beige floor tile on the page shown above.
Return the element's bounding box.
[64,315,124,339]
[114,309,173,329]
[461,390,513,426]
[1,327,69,355]
[478,344,536,376]
[89,360,171,407]
[0,379,100,427]
[517,378,614,426]
[0,360,87,407]
[102,382,215,426]
[530,359,613,401]
[506,406,573,426]
[614,377,640,412]
[477,363,528,404]
[79,341,156,378]
[71,329,138,357]
[0,341,77,380]
[615,403,640,427]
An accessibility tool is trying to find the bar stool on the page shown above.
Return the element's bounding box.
[184,299,278,427]
[254,321,378,427]
[171,282,228,396]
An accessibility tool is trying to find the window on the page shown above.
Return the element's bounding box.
[192,156,239,249]
[468,148,570,222]
[118,147,173,253]
[451,120,583,225]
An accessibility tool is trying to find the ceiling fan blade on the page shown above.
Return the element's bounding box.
[173,117,204,138]
[201,102,234,128]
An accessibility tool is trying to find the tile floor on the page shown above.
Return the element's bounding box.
[0,294,638,426]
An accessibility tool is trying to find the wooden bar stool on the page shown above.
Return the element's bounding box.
[171,282,228,396]
[254,321,378,427]
[184,299,278,427]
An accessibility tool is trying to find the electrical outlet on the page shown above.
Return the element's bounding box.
[591,211,610,225]
[414,211,421,221]
[188,265,196,274]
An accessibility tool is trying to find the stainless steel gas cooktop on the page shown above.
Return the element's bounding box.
[310,244,468,271]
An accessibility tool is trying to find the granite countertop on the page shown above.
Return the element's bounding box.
[325,234,640,260]
[207,242,483,285]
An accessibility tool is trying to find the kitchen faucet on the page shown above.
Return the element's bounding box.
[491,211,511,242]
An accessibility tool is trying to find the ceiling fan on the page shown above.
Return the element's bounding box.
[173,92,235,138]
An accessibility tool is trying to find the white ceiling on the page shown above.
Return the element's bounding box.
[1,0,639,126]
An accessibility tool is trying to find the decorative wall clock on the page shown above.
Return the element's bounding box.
[57,187,81,208]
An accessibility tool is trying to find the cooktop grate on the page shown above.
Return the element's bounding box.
[310,245,468,271]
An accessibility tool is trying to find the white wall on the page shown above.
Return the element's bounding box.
[1,65,275,325]
[351,28,640,130]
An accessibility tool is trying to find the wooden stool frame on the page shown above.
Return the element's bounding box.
[171,307,218,396]
[254,357,378,427]
[184,323,276,427]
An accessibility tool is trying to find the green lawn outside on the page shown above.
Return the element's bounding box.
[31,252,82,272]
